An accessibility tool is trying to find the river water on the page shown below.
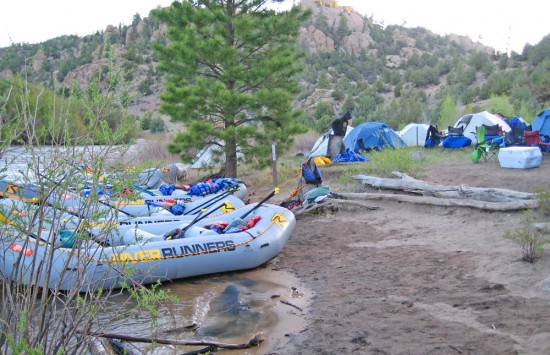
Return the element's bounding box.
[101,268,310,354]
[1,145,311,354]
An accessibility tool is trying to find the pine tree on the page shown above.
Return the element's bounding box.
[153,0,311,177]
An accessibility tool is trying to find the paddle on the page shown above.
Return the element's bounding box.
[184,189,234,215]
[223,188,279,233]
[169,198,238,239]
[165,208,206,240]
[240,188,279,220]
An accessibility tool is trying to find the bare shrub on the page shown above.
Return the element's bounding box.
[293,132,320,155]
[505,210,550,263]
[124,138,181,166]
[0,54,176,354]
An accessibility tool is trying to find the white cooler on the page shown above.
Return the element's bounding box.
[498,146,542,169]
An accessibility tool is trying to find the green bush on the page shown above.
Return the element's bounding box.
[504,211,550,263]
[534,186,550,216]
[362,148,419,177]
[150,118,165,133]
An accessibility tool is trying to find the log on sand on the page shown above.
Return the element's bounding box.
[349,171,538,211]
[338,192,538,211]
[354,172,534,202]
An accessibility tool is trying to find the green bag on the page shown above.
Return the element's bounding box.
[471,149,481,163]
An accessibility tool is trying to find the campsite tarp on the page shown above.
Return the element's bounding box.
[307,126,353,157]
[532,107,550,137]
[453,111,511,144]
[190,145,223,169]
[343,122,405,152]
[188,144,243,169]
[398,123,430,147]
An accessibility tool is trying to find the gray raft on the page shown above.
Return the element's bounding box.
[0,203,295,292]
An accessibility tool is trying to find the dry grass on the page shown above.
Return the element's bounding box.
[124,138,182,167]
[292,131,320,155]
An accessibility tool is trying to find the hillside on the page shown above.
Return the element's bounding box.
[1,0,549,135]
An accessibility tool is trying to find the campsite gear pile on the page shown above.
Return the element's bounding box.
[307,122,404,158]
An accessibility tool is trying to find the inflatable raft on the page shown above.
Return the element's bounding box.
[0,202,295,292]
[0,178,247,218]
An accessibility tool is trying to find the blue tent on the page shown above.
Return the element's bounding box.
[532,108,550,137]
[343,122,405,152]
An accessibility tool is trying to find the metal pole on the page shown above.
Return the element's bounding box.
[272,144,278,187]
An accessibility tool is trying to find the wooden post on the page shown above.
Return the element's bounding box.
[272,144,278,187]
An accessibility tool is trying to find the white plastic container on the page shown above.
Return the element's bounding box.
[498,147,542,169]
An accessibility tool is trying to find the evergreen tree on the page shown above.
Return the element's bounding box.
[334,14,351,47]
[313,12,330,35]
[153,0,311,177]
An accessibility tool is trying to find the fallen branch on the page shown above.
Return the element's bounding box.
[324,197,379,210]
[160,323,200,334]
[181,346,216,355]
[87,337,112,355]
[338,192,538,211]
[107,338,141,355]
[77,330,265,350]
[280,298,303,311]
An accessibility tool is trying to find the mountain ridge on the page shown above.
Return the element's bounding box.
[1,0,548,134]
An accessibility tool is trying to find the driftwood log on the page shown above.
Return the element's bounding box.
[81,331,265,350]
[338,192,538,211]
[354,172,534,202]
[348,172,538,211]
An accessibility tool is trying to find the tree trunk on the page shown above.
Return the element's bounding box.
[225,138,238,178]
[225,112,238,177]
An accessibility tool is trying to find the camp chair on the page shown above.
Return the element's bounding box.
[524,130,550,153]
[481,124,504,146]
[505,125,527,147]
[483,124,501,139]
[447,126,464,137]
[442,126,471,149]
[471,125,502,163]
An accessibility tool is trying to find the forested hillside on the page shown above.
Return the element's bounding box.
[1,0,549,136]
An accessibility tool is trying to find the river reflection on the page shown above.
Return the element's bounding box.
[101,267,310,354]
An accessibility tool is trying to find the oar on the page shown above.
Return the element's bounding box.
[184,190,234,215]
[171,199,236,239]
[95,198,135,217]
[240,188,279,220]
[223,188,279,232]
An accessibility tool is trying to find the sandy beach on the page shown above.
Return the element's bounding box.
[268,156,550,354]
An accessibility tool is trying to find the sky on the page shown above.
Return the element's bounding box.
[0,0,548,53]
